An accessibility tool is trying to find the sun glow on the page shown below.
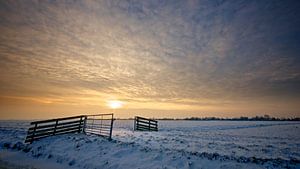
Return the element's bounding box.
[107,100,124,109]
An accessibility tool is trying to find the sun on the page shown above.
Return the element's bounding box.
[107,100,124,109]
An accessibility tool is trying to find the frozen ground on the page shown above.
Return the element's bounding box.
[0,120,299,169]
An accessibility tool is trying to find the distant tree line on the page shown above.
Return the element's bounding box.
[115,115,300,121]
[156,115,300,121]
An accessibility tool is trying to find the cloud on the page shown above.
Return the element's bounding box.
[0,0,299,117]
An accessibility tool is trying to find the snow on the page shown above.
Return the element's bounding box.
[0,120,299,169]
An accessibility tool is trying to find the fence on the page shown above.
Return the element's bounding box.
[25,115,85,143]
[84,114,114,140]
[134,116,158,131]
[25,114,114,143]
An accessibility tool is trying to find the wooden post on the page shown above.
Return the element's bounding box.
[79,116,83,133]
[31,123,37,143]
[83,116,87,134]
[134,116,136,131]
[136,117,139,130]
[53,120,58,135]
[109,114,114,140]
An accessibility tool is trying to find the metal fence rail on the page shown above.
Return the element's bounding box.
[134,116,158,131]
[84,113,114,140]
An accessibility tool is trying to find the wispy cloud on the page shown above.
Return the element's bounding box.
[0,0,299,118]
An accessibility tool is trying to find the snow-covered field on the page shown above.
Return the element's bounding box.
[0,120,299,169]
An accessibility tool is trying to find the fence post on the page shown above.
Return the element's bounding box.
[134,116,136,131]
[109,114,114,140]
[31,123,38,143]
[83,116,87,134]
[136,117,138,130]
[78,116,83,133]
[53,119,58,135]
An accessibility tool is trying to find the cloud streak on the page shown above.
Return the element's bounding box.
[0,0,299,119]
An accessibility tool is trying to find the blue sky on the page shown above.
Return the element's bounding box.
[0,0,299,119]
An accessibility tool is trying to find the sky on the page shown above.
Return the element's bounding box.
[0,0,300,119]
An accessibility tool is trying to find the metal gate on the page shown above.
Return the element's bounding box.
[84,113,114,140]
